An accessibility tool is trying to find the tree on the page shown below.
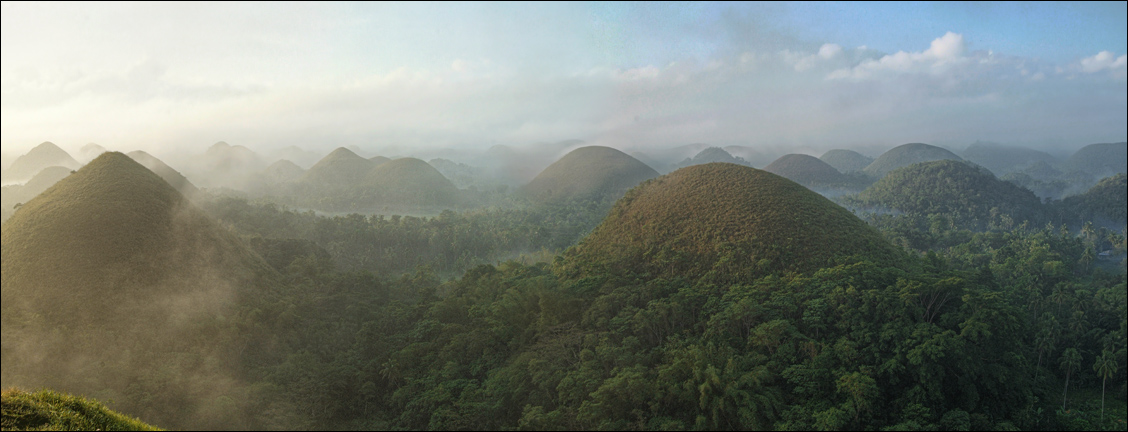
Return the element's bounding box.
[1093,350,1118,421]
[1058,348,1081,411]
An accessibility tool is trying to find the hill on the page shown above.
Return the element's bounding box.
[1065,142,1127,177]
[0,167,74,223]
[370,156,392,167]
[820,149,874,173]
[359,157,460,207]
[1,152,276,429]
[127,151,200,197]
[561,163,900,282]
[521,146,659,204]
[864,143,962,178]
[960,143,1058,176]
[261,159,306,184]
[1061,174,1127,225]
[763,154,848,188]
[675,147,750,169]
[300,147,376,188]
[1,389,162,431]
[854,160,1045,229]
[1,142,82,184]
[79,143,108,163]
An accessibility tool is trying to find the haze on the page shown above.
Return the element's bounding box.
[2,1,1126,161]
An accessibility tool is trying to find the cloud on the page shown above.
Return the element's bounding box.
[1080,51,1127,73]
[828,32,968,80]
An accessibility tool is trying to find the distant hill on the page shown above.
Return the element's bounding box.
[854,160,1045,229]
[820,149,874,173]
[764,154,849,188]
[127,151,200,198]
[359,157,460,207]
[864,143,962,178]
[300,147,376,188]
[1,142,82,184]
[1,389,162,431]
[960,143,1058,176]
[1065,142,1127,177]
[1,152,276,429]
[522,146,659,204]
[370,156,392,166]
[261,159,306,184]
[675,147,750,169]
[0,167,74,223]
[561,163,900,282]
[79,143,108,163]
[1061,174,1127,225]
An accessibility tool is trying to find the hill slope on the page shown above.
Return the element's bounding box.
[854,160,1045,229]
[864,143,962,178]
[562,163,900,281]
[961,143,1058,176]
[820,149,874,173]
[1060,174,1127,225]
[1065,142,1127,176]
[1,152,276,429]
[1,143,81,184]
[763,154,848,188]
[522,146,659,204]
[127,151,200,197]
[360,157,460,207]
[300,147,375,188]
[1,389,162,431]
[675,147,750,169]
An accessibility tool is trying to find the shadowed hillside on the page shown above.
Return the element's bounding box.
[864,143,962,178]
[1,143,81,184]
[561,163,901,282]
[0,167,73,223]
[1066,142,1127,177]
[961,142,1058,176]
[764,154,852,189]
[1,152,278,429]
[127,151,200,198]
[1060,174,1127,226]
[522,146,659,205]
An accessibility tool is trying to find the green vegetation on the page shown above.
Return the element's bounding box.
[1066,143,1127,177]
[1,389,162,431]
[864,143,963,178]
[850,160,1046,232]
[521,146,659,205]
[819,149,874,173]
[299,147,376,188]
[1059,174,1127,225]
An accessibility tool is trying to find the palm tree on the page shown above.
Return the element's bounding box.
[1059,348,1082,411]
[1094,350,1119,420]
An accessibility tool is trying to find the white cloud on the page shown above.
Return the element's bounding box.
[829,32,968,80]
[791,43,844,72]
[1080,51,1127,73]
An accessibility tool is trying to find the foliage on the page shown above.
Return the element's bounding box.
[1,389,162,431]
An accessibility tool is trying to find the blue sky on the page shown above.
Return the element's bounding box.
[1,1,1125,158]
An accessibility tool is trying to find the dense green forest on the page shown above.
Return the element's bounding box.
[2,159,1125,431]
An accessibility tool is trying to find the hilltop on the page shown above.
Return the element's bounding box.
[674,147,750,169]
[1,152,275,429]
[1,389,162,431]
[79,143,108,163]
[1065,142,1127,176]
[864,143,962,178]
[261,159,307,184]
[854,160,1045,229]
[764,154,849,188]
[1,142,82,184]
[820,149,874,173]
[359,157,460,207]
[561,163,900,282]
[299,147,376,188]
[127,151,200,198]
[521,146,659,204]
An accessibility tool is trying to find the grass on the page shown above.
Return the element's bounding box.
[1,389,162,431]
[522,146,659,204]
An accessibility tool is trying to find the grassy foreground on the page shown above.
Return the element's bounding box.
[1,389,161,431]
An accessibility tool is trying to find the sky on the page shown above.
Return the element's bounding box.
[1,1,1126,157]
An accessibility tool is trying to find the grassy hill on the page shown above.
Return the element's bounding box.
[853,160,1045,229]
[561,163,901,282]
[675,147,750,169]
[1,143,81,184]
[359,157,460,207]
[261,159,306,184]
[820,149,874,173]
[1,389,162,431]
[864,143,962,178]
[300,147,376,188]
[370,156,392,166]
[1,152,277,429]
[1066,142,1127,177]
[764,154,850,188]
[522,146,659,204]
[126,151,199,198]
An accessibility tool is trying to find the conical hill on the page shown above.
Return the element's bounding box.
[820,149,874,173]
[764,154,847,188]
[522,146,659,204]
[262,159,306,183]
[127,151,200,197]
[855,160,1045,228]
[561,163,901,281]
[361,157,460,206]
[2,142,81,183]
[300,147,375,188]
[1066,142,1127,176]
[864,143,961,178]
[0,167,74,223]
[1,152,275,428]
